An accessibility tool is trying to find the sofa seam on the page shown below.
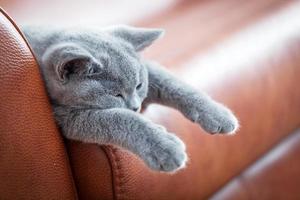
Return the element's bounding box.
[103,146,125,200]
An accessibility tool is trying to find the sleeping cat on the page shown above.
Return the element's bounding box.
[22,25,239,172]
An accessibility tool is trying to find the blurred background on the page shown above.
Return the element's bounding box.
[1,0,298,67]
[2,0,299,92]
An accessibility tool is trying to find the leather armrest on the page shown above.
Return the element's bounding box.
[0,8,77,199]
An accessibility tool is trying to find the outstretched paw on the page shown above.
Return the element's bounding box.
[188,101,239,135]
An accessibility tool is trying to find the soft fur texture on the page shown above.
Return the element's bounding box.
[22,25,239,172]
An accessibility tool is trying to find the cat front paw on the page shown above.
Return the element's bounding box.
[141,128,188,173]
[188,102,239,135]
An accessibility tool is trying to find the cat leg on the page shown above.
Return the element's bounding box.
[55,106,187,172]
[145,61,239,135]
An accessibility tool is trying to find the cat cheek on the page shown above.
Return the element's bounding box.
[113,98,126,108]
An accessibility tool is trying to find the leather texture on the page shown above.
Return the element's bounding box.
[0,8,77,199]
[210,129,300,200]
[1,0,300,199]
[67,141,114,200]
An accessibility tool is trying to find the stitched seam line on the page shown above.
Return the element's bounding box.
[104,146,125,200]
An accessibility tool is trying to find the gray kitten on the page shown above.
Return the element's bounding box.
[22,25,239,172]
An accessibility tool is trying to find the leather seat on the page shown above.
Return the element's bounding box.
[1,0,300,199]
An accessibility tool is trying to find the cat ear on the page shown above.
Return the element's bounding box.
[108,25,164,51]
[43,43,102,82]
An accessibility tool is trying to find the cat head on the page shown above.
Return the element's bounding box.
[41,25,164,111]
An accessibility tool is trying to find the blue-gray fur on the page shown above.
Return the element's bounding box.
[22,25,239,172]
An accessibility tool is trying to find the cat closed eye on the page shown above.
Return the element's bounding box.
[115,94,123,98]
[136,83,142,90]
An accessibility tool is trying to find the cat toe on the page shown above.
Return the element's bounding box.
[221,115,239,135]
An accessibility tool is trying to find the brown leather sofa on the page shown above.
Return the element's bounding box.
[1,0,300,199]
